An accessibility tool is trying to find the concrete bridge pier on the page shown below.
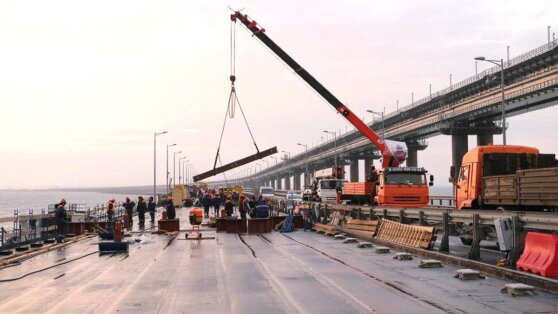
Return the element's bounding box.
[477,134,494,146]
[405,140,428,167]
[350,158,359,182]
[407,150,418,168]
[364,156,372,179]
[294,172,301,191]
[284,175,291,190]
[451,134,469,180]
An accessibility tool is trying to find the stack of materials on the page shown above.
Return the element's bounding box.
[342,218,379,239]
[374,219,437,249]
[312,223,337,235]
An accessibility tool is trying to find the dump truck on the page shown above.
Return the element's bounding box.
[452,144,558,244]
[454,144,558,210]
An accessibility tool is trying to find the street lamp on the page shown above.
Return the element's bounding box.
[186,160,190,184]
[154,131,167,204]
[297,143,309,185]
[270,156,278,189]
[173,151,182,187]
[179,157,186,184]
[474,56,506,145]
[366,109,385,139]
[323,130,337,168]
[166,144,176,194]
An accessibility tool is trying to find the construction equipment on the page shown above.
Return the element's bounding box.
[98,220,128,254]
[309,166,345,203]
[453,144,558,211]
[185,208,203,239]
[452,144,558,244]
[231,11,431,207]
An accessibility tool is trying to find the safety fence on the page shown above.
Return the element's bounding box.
[0,203,126,251]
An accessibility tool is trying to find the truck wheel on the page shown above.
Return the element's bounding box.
[460,237,473,245]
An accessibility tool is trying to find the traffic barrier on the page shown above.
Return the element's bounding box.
[517,232,558,277]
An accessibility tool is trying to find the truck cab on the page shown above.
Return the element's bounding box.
[375,167,431,207]
[316,178,345,202]
[311,166,345,202]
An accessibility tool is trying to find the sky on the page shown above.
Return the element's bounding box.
[0,0,557,189]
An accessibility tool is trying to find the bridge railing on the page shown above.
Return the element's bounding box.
[385,40,558,120]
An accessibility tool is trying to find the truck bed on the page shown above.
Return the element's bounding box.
[483,167,558,206]
[343,182,374,195]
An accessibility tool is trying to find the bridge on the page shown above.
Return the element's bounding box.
[208,41,558,190]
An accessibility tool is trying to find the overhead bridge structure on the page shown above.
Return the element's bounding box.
[208,41,558,190]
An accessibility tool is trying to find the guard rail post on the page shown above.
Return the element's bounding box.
[383,209,388,219]
[468,214,481,260]
[418,211,425,226]
[399,209,405,224]
[439,211,450,252]
[509,215,522,268]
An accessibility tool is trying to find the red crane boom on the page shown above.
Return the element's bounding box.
[231,11,406,168]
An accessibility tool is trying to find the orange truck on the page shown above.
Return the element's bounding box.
[342,167,432,207]
[452,144,558,244]
[454,144,558,210]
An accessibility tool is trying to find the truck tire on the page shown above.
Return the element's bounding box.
[460,237,473,245]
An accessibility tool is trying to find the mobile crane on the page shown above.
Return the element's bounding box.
[232,11,431,207]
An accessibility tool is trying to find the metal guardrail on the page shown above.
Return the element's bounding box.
[0,203,127,251]
[292,202,558,232]
[386,40,558,119]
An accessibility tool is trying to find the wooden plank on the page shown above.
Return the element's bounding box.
[193,146,278,182]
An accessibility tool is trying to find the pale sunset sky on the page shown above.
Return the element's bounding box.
[0,1,557,189]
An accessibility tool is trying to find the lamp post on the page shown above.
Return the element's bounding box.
[270,156,278,189]
[474,56,506,145]
[179,157,186,185]
[154,131,167,204]
[297,143,308,185]
[166,144,176,194]
[323,130,337,168]
[173,151,182,187]
[366,109,385,139]
[186,160,190,184]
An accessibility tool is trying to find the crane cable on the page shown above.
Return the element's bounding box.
[212,16,261,170]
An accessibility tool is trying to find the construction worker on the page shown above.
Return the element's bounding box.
[368,165,379,200]
[166,196,176,220]
[137,196,147,227]
[224,197,234,217]
[202,193,212,218]
[212,194,222,217]
[148,196,156,223]
[54,198,67,209]
[106,199,115,223]
[238,194,248,220]
[123,197,135,227]
[54,203,67,242]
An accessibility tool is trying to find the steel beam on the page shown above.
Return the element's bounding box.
[193,147,278,182]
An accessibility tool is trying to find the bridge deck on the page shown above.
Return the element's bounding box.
[0,210,557,313]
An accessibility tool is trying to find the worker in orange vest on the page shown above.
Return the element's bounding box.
[106,199,115,222]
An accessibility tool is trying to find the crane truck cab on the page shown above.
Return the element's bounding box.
[375,167,432,207]
[311,166,345,203]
